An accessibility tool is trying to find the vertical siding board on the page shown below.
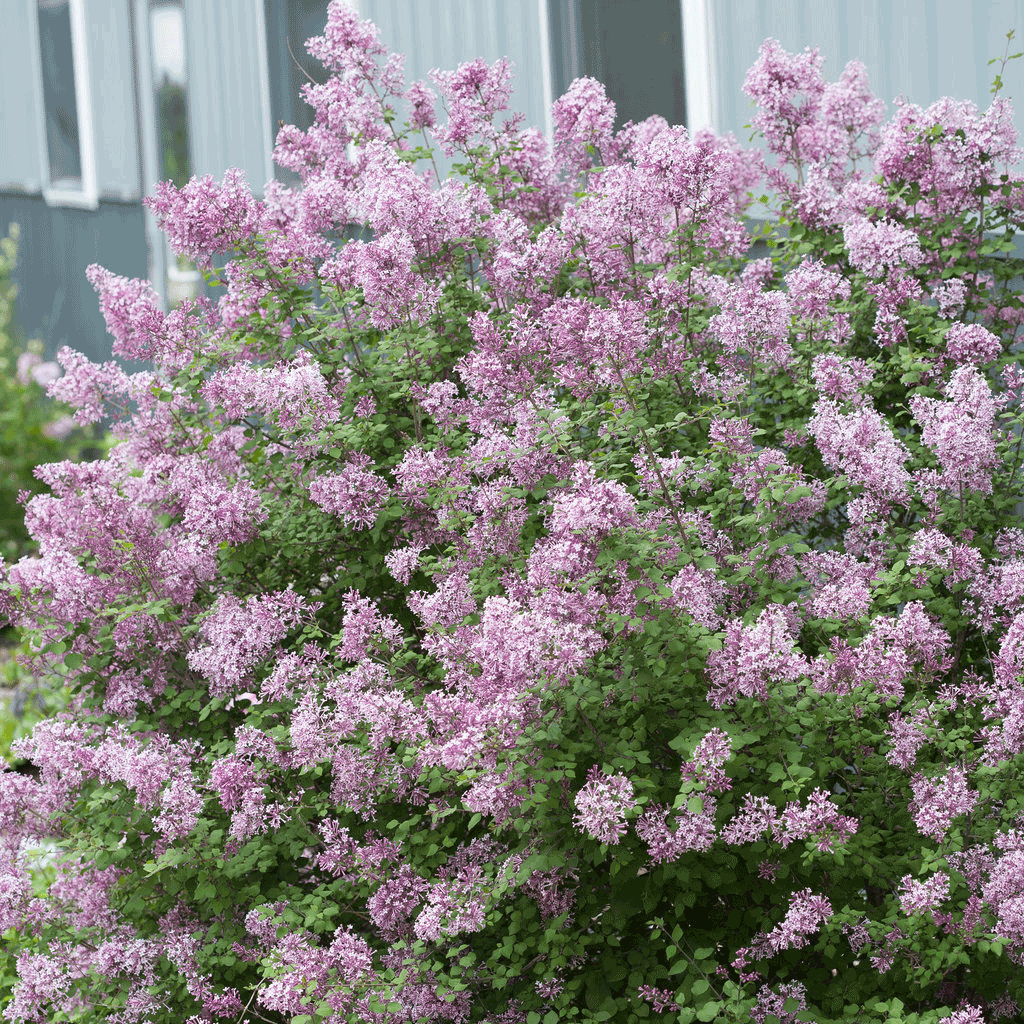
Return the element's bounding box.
[183,0,219,185]
[765,0,800,59]
[802,0,841,81]
[709,1,1024,153]
[840,0,885,111]
[186,0,270,197]
[885,1,928,105]
[982,1,1024,112]
[438,0,458,77]
[976,2,997,107]
[0,4,45,192]
[713,0,764,142]
[936,8,977,108]
[223,0,272,193]
[87,0,141,200]
[362,0,547,180]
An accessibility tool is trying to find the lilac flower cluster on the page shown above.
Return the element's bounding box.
[572,768,636,844]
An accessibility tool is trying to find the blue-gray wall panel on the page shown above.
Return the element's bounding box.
[185,0,273,196]
[0,3,46,192]
[712,1,1024,150]
[88,0,143,200]
[0,195,148,365]
[363,0,550,179]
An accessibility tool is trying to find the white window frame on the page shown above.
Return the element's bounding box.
[681,0,718,133]
[254,0,276,190]
[27,0,99,209]
[538,0,555,142]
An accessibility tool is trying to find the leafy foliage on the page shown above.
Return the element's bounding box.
[0,225,103,563]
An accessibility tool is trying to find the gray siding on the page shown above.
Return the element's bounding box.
[363,0,550,177]
[88,0,143,200]
[0,3,46,193]
[0,195,148,366]
[711,1,1024,147]
[184,0,275,196]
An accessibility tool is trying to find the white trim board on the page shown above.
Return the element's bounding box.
[538,0,555,142]
[29,0,99,209]
[681,0,717,133]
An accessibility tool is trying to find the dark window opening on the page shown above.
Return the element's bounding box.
[548,0,687,131]
[37,0,83,186]
[265,0,329,183]
[149,1,192,189]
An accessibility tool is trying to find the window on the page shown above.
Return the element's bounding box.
[264,0,333,185]
[149,1,192,189]
[547,0,687,130]
[32,0,97,207]
[147,0,199,306]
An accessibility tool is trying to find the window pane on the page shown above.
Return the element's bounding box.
[549,0,686,130]
[150,2,192,189]
[265,0,329,155]
[37,0,82,186]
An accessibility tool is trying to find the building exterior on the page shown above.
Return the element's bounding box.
[1,0,1022,364]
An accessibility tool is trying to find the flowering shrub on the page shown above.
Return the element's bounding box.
[0,226,103,768]
[4,6,1024,1021]
[0,226,100,564]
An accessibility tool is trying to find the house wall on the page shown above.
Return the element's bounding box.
[0,4,47,194]
[710,0,1024,148]
[89,0,144,201]
[0,0,148,362]
[0,194,148,365]
[362,0,551,180]
[184,0,275,196]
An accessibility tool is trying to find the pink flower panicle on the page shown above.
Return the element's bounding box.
[551,76,616,172]
[307,454,391,530]
[752,981,808,1024]
[842,216,924,279]
[187,590,309,698]
[201,349,344,441]
[897,871,950,916]
[144,168,260,269]
[680,728,733,793]
[910,364,999,496]
[635,800,718,863]
[637,985,680,1013]
[909,767,978,843]
[572,768,636,845]
[705,605,808,708]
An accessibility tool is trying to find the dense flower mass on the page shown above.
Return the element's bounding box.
[4,7,1024,1023]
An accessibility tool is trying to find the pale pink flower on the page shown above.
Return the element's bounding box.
[910,364,999,495]
[897,871,950,915]
[843,215,924,278]
[572,768,635,845]
[909,766,977,842]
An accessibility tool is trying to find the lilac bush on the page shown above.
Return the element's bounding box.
[0,226,101,565]
[3,5,1024,1021]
